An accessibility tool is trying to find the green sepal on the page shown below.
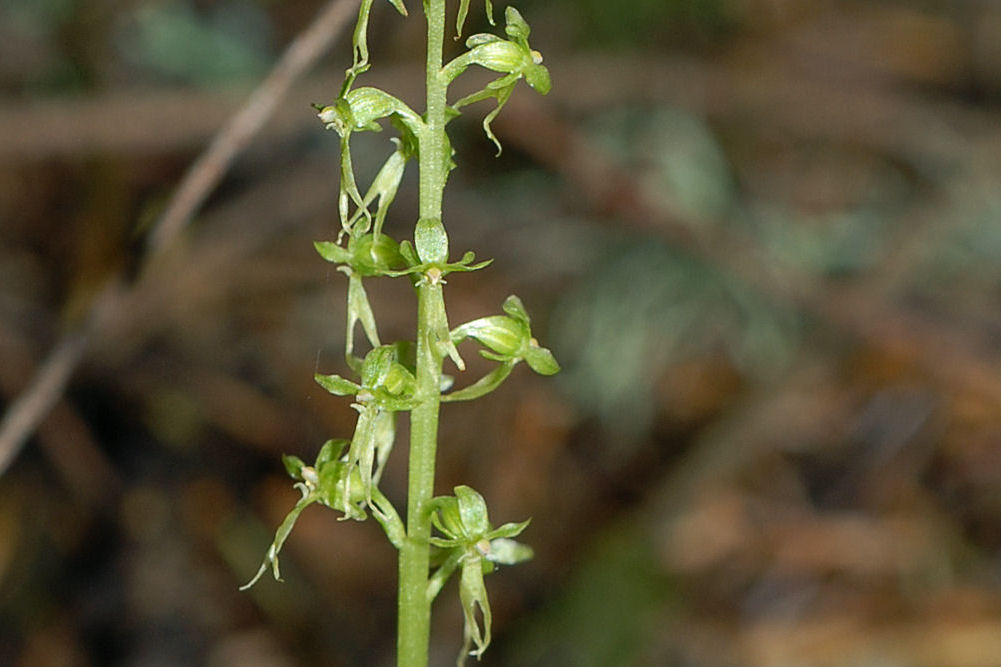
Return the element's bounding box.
[357,344,417,404]
[462,40,525,74]
[348,87,405,130]
[501,294,529,321]
[313,240,352,265]
[281,454,306,480]
[429,485,529,546]
[487,519,530,540]
[385,248,493,282]
[429,495,462,540]
[315,438,349,468]
[398,239,421,267]
[315,373,360,396]
[317,88,423,140]
[503,5,530,41]
[525,344,560,375]
[465,33,502,48]
[360,343,399,388]
[415,217,449,264]
[317,458,368,518]
[455,485,490,536]
[317,87,420,135]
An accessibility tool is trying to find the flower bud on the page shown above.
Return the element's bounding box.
[457,315,527,359]
[354,233,406,275]
[345,87,399,130]
[465,40,526,74]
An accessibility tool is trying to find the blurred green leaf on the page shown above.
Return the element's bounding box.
[552,240,798,438]
[117,0,273,85]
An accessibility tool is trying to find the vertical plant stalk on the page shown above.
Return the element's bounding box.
[398,1,448,663]
[243,2,556,665]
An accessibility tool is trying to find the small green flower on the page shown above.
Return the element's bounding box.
[315,345,416,512]
[426,486,532,664]
[240,439,368,590]
[444,295,559,402]
[443,6,551,154]
[315,231,407,277]
[316,89,422,236]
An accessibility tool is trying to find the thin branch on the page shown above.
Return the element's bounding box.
[0,330,90,476]
[0,0,359,479]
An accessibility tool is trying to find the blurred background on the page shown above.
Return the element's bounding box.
[3,0,1001,664]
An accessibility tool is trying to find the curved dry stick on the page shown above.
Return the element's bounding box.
[0,0,360,478]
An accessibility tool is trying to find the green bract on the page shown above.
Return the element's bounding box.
[245,3,556,665]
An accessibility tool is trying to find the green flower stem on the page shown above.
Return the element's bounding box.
[248,2,552,664]
[398,1,449,665]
